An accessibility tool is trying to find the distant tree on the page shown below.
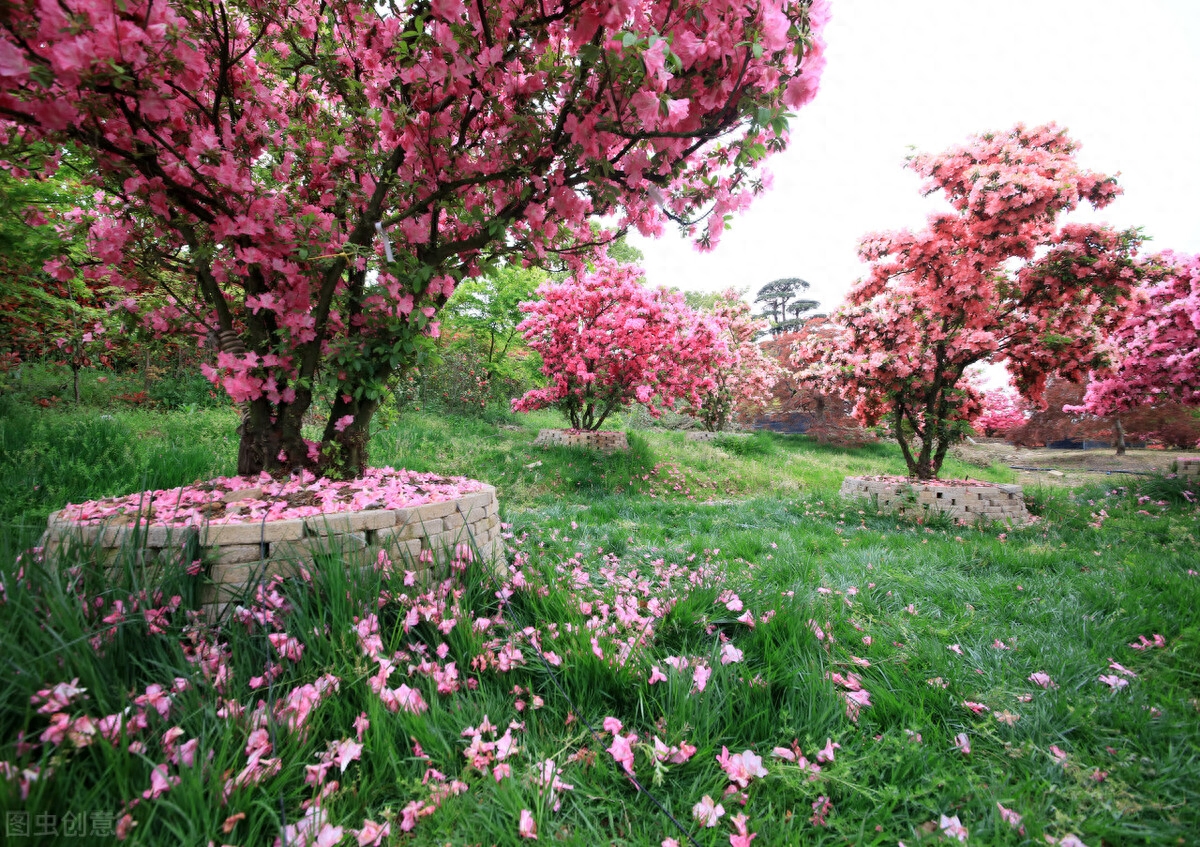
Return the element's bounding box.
[753,277,820,337]
[682,289,781,431]
[0,158,132,399]
[1073,251,1200,418]
[682,289,726,312]
[441,265,545,373]
[512,260,725,431]
[1008,377,1200,451]
[763,320,871,445]
[799,124,1140,479]
[970,383,1030,437]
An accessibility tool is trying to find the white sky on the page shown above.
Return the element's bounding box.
[628,0,1200,313]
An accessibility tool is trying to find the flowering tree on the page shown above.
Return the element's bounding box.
[1011,376,1200,450]
[968,377,1030,437]
[1074,252,1200,417]
[512,260,724,430]
[799,124,1141,479]
[683,289,781,431]
[0,0,829,477]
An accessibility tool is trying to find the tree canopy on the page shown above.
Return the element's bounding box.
[753,277,820,337]
[0,0,829,476]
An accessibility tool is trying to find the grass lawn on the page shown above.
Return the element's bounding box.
[1,391,1198,846]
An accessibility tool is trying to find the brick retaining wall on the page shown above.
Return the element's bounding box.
[840,476,1030,524]
[533,429,629,451]
[43,485,502,617]
[1173,456,1200,479]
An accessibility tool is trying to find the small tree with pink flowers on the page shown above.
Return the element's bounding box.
[512,261,725,431]
[973,388,1029,437]
[0,0,828,478]
[684,290,782,431]
[800,124,1142,479]
[1074,251,1200,417]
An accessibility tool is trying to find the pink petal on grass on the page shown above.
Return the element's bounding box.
[816,738,840,763]
[518,809,537,839]
[939,814,968,842]
[996,803,1024,834]
[692,795,725,827]
[1028,671,1056,689]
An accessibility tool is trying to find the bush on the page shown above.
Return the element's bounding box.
[146,371,228,410]
[395,346,531,421]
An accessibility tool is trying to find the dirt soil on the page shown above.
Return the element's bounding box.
[949,439,1194,489]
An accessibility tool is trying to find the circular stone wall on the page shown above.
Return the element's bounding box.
[42,473,502,618]
[533,429,629,452]
[1174,456,1200,479]
[840,476,1030,524]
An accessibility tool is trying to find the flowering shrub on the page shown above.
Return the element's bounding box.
[799,124,1141,479]
[512,261,727,430]
[1076,251,1200,416]
[972,383,1030,436]
[683,290,782,432]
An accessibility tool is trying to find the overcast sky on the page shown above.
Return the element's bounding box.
[628,0,1200,314]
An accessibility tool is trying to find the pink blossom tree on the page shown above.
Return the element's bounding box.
[1074,252,1200,417]
[684,289,782,431]
[511,260,725,430]
[799,124,1141,479]
[973,385,1030,437]
[0,0,828,477]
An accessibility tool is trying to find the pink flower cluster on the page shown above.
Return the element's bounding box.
[682,289,783,432]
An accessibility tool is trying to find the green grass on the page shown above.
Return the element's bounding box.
[1,397,1197,846]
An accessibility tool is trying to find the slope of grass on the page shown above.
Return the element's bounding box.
[1,401,1196,846]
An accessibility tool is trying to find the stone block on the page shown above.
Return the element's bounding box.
[455,490,493,514]
[209,558,299,585]
[199,519,305,546]
[462,505,489,524]
[274,533,368,562]
[375,531,425,560]
[142,525,199,548]
[376,522,428,544]
[222,487,262,503]
[416,499,460,521]
[305,509,395,535]
[212,544,266,565]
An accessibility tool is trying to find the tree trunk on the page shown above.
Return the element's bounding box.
[893,406,920,478]
[236,399,283,476]
[73,365,80,403]
[236,399,379,479]
[1114,416,1126,456]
